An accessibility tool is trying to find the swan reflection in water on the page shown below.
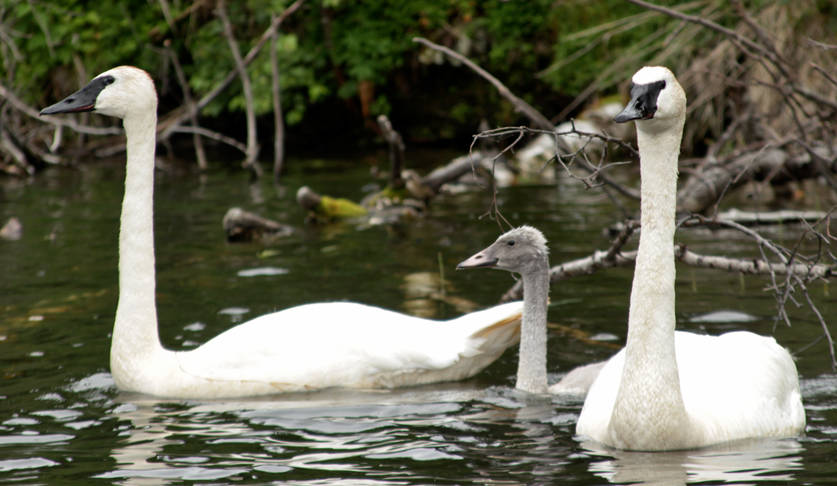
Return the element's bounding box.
[581,437,803,485]
[80,369,803,485]
[93,381,493,483]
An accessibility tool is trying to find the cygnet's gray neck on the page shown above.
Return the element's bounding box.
[516,259,550,393]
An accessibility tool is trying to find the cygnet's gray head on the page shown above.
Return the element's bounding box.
[613,66,686,130]
[40,66,157,120]
[458,226,549,275]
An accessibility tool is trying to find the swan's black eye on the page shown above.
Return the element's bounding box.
[102,76,115,86]
[506,240,515,246]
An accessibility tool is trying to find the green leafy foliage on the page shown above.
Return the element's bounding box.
[4,2,164,104]
[4,0,831,149]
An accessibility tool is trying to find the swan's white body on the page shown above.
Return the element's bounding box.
[575,66,805,450]
[41,66,523,399]
[579,331,804,449]
[116,301,522,398]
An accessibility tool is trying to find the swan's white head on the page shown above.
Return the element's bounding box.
[40,66,157,120]
[613,66,686,130]
[457,226,549,275]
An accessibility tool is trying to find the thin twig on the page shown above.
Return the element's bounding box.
[472,125,640,199]
[169,126,247,153]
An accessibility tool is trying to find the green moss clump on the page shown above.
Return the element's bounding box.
[316,195,368,219]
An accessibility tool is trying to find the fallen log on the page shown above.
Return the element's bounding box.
[677,145,837,213]
[501,244,833,302]
[717,208,829,226]
[222,207,293,242]
[420,152,492,193]
[0,217,22,241]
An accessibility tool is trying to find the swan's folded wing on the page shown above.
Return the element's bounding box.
[175,301,522,390]
[676,331,805,438]
[576,348,625,439]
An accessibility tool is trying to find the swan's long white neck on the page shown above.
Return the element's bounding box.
[517,258,549,393]
[609,115,693,448]
[110,108,169,389]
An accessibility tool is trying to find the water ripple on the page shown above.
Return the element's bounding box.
[0,433,74,445]
[0,457,59,472]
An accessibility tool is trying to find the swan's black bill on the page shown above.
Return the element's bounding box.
[457,254,498,270]
[40,75,115,116]
[614,80,666,123]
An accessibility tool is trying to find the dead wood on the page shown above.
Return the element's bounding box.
[412,37,554,131]
[270,15,286,182]
[0,217,23,241]
[165,41,207,170]
[216,0,262,177]
[4,0,305,173]
[501,241,833,302]
[377,114,406,189]
[158,0,305,141]
[420,152,490,193]
[498,210,835,367]
[222,207,293,242]
[677,146,837,213]
[717,209,829,226]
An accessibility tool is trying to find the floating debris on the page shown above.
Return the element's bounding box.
[236,267,289,277]
[689,310,759,323]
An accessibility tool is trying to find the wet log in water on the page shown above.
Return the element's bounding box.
[222,207,293,242]
[677,146,837,213]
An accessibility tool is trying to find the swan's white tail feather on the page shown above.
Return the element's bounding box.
[457,301,523,363]
[452,301,523,354]
[470,309,522,354]
[361,302,522,389]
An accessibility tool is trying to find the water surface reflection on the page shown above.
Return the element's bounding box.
[2,159,835,484]
[76,374,820,485]
[583,438,802,485]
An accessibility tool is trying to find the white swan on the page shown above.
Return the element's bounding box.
[458,226,604,395]
[40,66,523,399]
[575,66,805,450]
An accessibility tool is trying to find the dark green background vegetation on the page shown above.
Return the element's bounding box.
[3,0,835,154]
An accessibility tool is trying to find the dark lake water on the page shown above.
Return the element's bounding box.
[1,151,835,484]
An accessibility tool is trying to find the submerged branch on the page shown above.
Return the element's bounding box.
[501,244,832,302]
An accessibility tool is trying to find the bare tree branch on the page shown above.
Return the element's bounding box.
[625,0,785,72]
[169,126,247,153]
[216,0,261,177]
[801,281,836,370]
[717,209,830,226]
[269,14,286,182]
[158,0,305,139]
[164,40,207,170]
[1,82,121,137]
[501,242,832,303]
[377,114,406,189]
[412,37,554,130]
[472,125,641,200]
